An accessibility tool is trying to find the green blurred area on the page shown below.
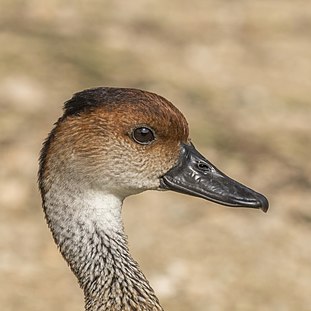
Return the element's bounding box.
[1,1,311,310]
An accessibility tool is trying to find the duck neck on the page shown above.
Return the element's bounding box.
[42,186,163,311]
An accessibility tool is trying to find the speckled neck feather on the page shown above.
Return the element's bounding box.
[42,187,163,311]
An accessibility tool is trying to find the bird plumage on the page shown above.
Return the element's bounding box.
[39,87,268,311]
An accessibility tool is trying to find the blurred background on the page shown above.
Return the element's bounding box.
[1,0,311,310]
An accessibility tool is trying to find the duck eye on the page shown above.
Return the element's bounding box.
[132,126,155,144]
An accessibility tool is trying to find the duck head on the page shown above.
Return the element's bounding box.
[40,87,268,212]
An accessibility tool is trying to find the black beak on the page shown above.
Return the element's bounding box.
[160,143,269,212]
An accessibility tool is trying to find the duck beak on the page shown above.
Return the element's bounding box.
[160,143,269,212]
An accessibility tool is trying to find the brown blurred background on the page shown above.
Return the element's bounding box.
[1,1,311,310]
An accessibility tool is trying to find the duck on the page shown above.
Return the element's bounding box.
[38,87,269,311]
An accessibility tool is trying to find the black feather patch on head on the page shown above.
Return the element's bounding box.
[63,87,152,117]
[63,87,110,117]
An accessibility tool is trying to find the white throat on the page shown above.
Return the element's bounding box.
[44,182,125,233]
[42,182,128,265]
[82,190,124,234]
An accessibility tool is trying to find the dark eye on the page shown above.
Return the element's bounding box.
[132,126,155,144]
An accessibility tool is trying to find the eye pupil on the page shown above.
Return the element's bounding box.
[140,128,149,135]
[132,127,155,144]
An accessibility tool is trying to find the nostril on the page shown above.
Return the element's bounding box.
[197,161,211,172]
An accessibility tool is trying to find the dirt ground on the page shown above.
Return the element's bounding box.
[1,1,311,310]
